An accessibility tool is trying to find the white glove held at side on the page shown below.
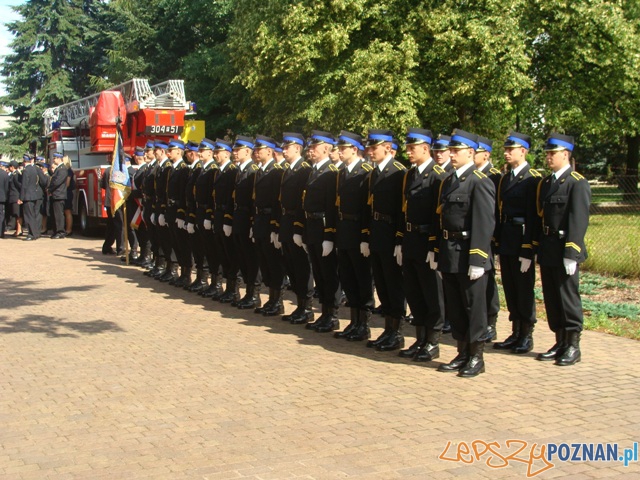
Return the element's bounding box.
[322,240,334,257]
[563,258,577,276]
[468,265,484,281]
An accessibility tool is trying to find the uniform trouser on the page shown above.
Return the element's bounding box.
[104,208,124,252]
[307,242,341,308]
[370,249,405,318]
[168,215,191,269]
[255,235,285,289]
[442,271,488,343]
[500,254,536,324]
[201,226,217,273]
[188,224,205,270]
[233,233,259,288]
[124,200,138,251]
[51,199,65,234]
[217,229,236,279]
[0,203,6,237]
[403,257,444,329]
[157,221,173,262]
[23,199,42,238]
[337,246,374,310]
[282,239,313,299]
[142,204,158,257]
[486,266,500,320]
[540,265,583,332]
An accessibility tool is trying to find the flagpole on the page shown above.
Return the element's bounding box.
[124,201,129,265]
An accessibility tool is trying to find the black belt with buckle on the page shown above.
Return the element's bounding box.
[503,216,525,225]
[282,208,297,216]
[305,211,325,219]
[339,212,360,221]
[234,204,251,212]
[372,211,393,223]
[406,222,430,233]
[543,226,566,238]
[442,229,469,240]
[255,207,272,215]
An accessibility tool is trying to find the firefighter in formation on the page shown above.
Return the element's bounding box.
[129,130,590,376]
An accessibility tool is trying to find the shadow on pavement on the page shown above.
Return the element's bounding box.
[0,314,125,338]
[0,280,101,309]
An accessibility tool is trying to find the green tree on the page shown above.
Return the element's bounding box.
[1,0,109,155]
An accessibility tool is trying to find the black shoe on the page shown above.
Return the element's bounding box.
[511,322,534,354]
[25,236,35,241]
[414,342,440,362]
[316,308,340,333]
[438,341,469,372]
[399,326,426,358]
[335,308,359,339]
[493,320,521,350]
[442,320,452,334]
[536,331,566,361]
[458,342,485,377]
[555,331,581,366]
[102,247,115,254]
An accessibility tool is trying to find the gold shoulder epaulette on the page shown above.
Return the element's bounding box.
[328,164,338,172]
[228,163,237,170]
[274,162,283,170]
[490,167,500,175]
[284,162,290,168]
[473,170,487,179]
[433,165,445,174]
[362,163,373,171]
[393,161,406,171]
[530,168,542,178]
[302,161,310,168]
[251,164,260,171]
[571,171,584,181]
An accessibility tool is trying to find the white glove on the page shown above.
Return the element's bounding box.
[176,218,185,229]
[249,227,253,239]
[293,234,304,247]
[468,265,484,280]
[394,245,403,266]
[270,232,277,244]
[563,258,577,276]
[223,225,232,237]
[322,240,334,257]
[427,251,438,270]
[186,223,195,234]
[360,242,370,258]
[203,219,212,230]
[150,213,156,225]
[273,234,282,250]
[519,257,532,273]
[158,214,166,226]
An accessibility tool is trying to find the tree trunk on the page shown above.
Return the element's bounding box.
[622,134,639,202]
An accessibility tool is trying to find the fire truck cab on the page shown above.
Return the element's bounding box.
[42,78,205,235]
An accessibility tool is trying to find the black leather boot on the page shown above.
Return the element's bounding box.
[219,278,240,304]
[399,325,426,358]
[347,309,371,341]
[438,341,469,372]
[255,287,274,314]
[173,267,192,288]
[316,306,340,333]
[512,321,534,354]
[493,319,521,349]
[290,298,314,325]
[150,258,167,278]
[376,316,404,351]
[555,330,581,366]
[335,308,359,339]
[536,330,566,361]
[367,315,391,348]
[483,314,498,343]
[159,262,178,282]
[263,289,285,316]
[458,341,485,377]
[237,285,261,309]
[283,296,304,322]
[188,269,207,292]
[305,303,327,330]
[414,329,440,362]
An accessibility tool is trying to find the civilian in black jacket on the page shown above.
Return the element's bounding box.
[48,153,68,239]
[18,155,48,240]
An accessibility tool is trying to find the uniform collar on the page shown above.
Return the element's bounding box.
[455,161,474,178]
[238,159,252,172]
[377,155,393,172]
[417,158,433,174]
[553,164,571,180]
[512,161,528,177]
[314,158,330,170]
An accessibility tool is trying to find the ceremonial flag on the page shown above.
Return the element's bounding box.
[130,198,144,230]
[109,121,131,215]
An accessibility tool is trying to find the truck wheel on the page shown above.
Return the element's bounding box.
[79,201,90,236]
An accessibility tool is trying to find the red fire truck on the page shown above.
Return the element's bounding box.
[42,78,205,235]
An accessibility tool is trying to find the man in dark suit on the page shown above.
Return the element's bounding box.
[153,140,176,281]
[252,135,287,315]
[131,147,150,265]
[333,131,375,341]
[302,131,341,333]
[274,133,315,324]
[19,154,48,240]
[473,137,503,343]
[435,129,496,377]
[493,132,542,354]
[362,129,407,351]
[0,161,9,238]
[183,141,206,292]
[536,133,590,366]
[48,153,68,239]
[141,142,161,273]
[397,128,447,361]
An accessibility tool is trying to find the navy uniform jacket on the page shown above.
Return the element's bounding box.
[363,159,406,253]
[536,168,591,266]
[253,159,285,240]
[185,160,202,224]
[132,163,148,199]
[48,165,68,200]
[436,165,496,273]
[194,161,217,224]
[274,158,312,242]
[154,159,172,217]
[400,161,447,261]
[20,164,47,202]
[166,159,189,221]
[496,163,541,259]
[213,162,236,232]
[0,169,9,203]
[226,161,260,236]
[335,160,373,250]
[303,160,339,246]
[9,171,22,203]
[142,161,157,210]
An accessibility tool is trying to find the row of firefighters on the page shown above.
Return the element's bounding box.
[111,127,590,378]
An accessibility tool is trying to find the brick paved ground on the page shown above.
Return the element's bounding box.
[1,235,639,479]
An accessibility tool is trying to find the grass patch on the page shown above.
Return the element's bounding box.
[591,185,627,203]
[583,213,640,277]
